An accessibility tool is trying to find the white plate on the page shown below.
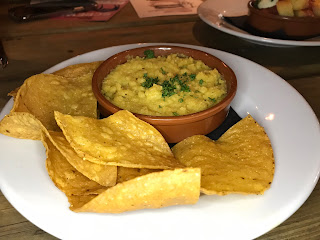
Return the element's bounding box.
[198,0,320,47]
[1,43,320,240]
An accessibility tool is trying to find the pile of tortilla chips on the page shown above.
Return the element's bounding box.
[42,111,200,212]
[0,62,275,214]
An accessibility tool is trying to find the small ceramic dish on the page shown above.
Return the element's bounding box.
[247,0,320,40]
[92,45,237,143]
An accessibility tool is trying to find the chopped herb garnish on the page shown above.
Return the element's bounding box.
[170,74,191,93]
[159,105,162,108]
[172,75,179,82]
[172,112,179,116]
[199,79,204,86]
[189,74,196,80]
[161,80,176,97]
[180,82,190,92]
[144,50,155,59]
[141,73,159,88]
[160,68,167,75]
[208,97,216,102]
[141,72,193,99]
[178,98,184,103]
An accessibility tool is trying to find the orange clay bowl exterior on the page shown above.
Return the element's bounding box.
[92,45,237,143]
[247,0,320,40]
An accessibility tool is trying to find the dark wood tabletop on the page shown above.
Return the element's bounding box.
[0,1,320,240]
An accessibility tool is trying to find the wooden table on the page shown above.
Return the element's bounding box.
[1,1,320,239]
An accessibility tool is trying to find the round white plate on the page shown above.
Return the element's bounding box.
[1,43,320,240]
[198,0,320,47]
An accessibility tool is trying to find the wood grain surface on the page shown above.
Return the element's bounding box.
[0,1,320,240]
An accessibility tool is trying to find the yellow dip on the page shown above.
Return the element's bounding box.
[101,53,227,116]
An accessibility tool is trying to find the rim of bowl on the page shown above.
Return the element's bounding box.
[248,0,320,23]
[92,45,237,125]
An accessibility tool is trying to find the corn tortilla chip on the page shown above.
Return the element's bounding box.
[13,73,97,131]
[53,62,102,78]
[46,131,117,187]
[73,168,201,213]
[55,110,183,169]
[42,133,107,196]
[172,115,274,195]
[117,167,158,183]
[68,194,98,211]
[0,112,44,140]
[8,87,19,98]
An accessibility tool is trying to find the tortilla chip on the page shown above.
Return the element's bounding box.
[172,115,275,195]
[117,167,158,183]
[54,110,183,169]
[73,168,201,213]
[0,112,44,140]
[42,133,107,196]
[13,73,97,130]
[53,62,102,78]
[46,131,117,187]
[68,194,98,211]
[8,87,19,98]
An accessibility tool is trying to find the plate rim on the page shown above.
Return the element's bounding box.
[1,43,320,240]
[197,0,320,47]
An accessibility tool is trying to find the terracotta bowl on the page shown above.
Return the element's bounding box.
[92,45,237,143]
[247,0,320,40]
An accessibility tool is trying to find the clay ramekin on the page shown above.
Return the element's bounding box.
[92,45,237,143]
[247,0,320,40]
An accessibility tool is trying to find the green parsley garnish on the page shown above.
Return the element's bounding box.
[172,75,179,82]
[160,68,167,75]
[180,82,190,92]
[172,112,179,116]
[208,97,216,102]
[141,73,159,88]
[178,98,184,103]
[141,72,194,99]
[161,80,176,97]
[144,50,155,59]
[189,74,196,80]
[172,75,191,93]
[199,79,204,86]
[159,105,162,108]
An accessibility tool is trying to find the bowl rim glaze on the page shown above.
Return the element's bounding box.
[92,45,237,125]
[248,0,320,23]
